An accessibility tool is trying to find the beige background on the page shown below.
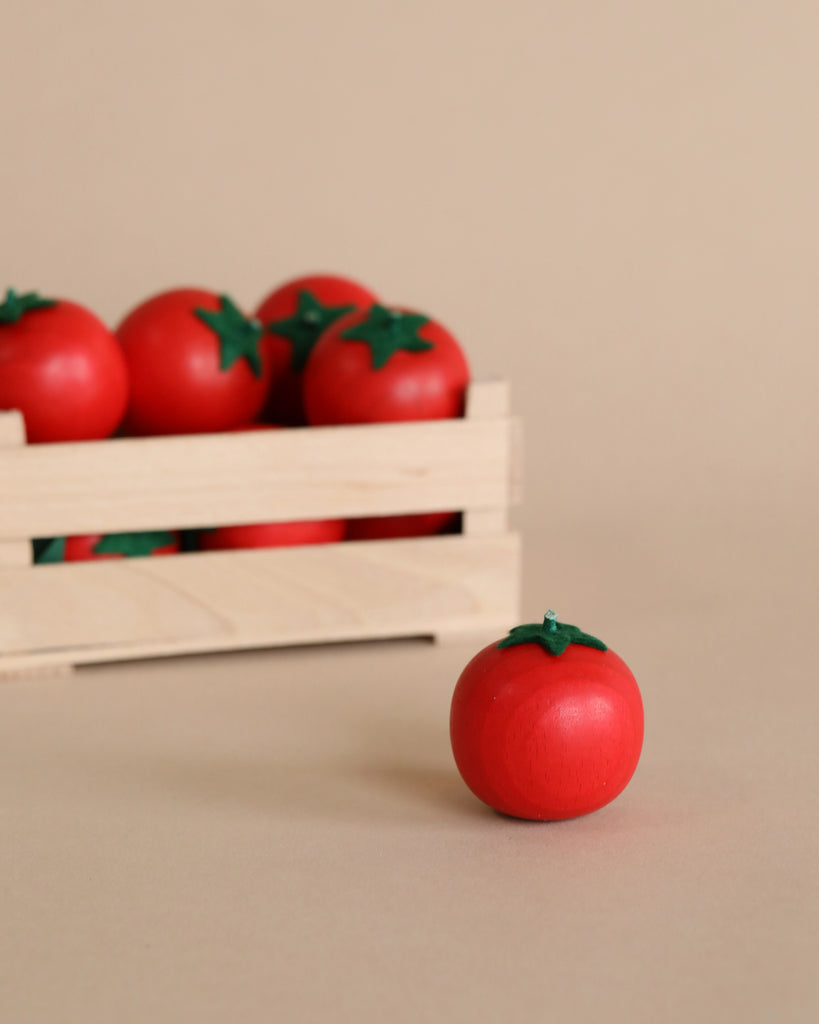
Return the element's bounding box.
[1,2,817,1021]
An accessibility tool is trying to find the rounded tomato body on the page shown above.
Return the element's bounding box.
[450,638,644,821]
[0,296,128,443]
[346,511,459,541]
[117,288,273,435]
[198,518,345,551]
[62,532,181,561]
[303,306,470,425]
[255,273,377,425]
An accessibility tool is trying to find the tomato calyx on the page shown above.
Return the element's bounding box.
[339,304,433,369]
[267,290,357,371]
[32,531,177,562]
[32,537,66,563]
[498,610,608,656]
[193,295,265,378]
[0,289,57,325]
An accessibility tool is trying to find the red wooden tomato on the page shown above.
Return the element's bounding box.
[345,511,459,541]
[196,423,346,549]
[255,273,377,425]
[0,288,128,443]
[116,288,273,435]
[450,611,644,821]
[302,303,470,425]
[34,531,181,562]
[198,518,345,551]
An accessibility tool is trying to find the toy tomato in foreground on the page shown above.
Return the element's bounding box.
[0,288,129,443]
[255,273,377,425]
[34,531,181,562]
[116,288,273,435]
[450,611,644,821]
[303,303,470,425]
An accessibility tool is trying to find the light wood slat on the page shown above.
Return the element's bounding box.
[0,534,520,674]
[0,411,31,566]
[465,378,510,419]
[0,410,25,442]
[462,380,514,538]
[463,508,508,536]
[0,389,512,539]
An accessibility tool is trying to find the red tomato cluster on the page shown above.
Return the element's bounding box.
[0,275,470,561]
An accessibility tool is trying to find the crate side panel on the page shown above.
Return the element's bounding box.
[465,379,510,419]
[0,418,512,538]
[0,412,31,565]
[0,535,520,668]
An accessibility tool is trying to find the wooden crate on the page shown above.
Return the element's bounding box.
[0,381,521,676]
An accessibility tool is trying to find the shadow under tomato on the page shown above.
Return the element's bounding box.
[348,762,484,818]
[65,641,495,822]
[64,748,484,824]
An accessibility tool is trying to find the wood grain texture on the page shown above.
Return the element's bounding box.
[463,508,508,536]
[0,381,522,673]
[0,411,31,567]
[0,383,513,538]
[0,534,520,675]
[461,380,516,537]
[465,378,510,419]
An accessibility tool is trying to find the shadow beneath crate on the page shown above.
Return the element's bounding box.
[73,633,449,676]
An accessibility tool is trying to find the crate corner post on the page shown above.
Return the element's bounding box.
[0,411,75,679]
[0,410,32,567]
[430,379,523,647]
